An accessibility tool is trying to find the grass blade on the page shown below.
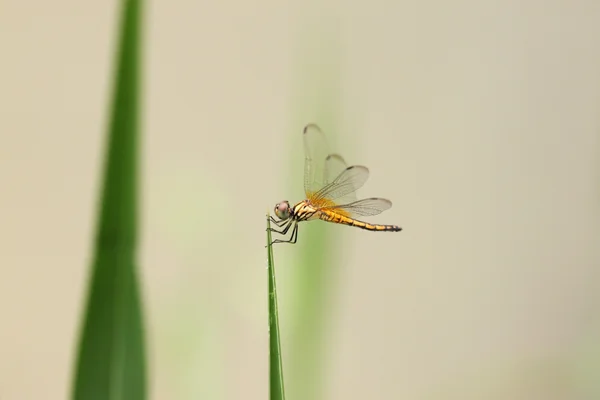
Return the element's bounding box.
[266,214,286,400]
[71,0,146,399]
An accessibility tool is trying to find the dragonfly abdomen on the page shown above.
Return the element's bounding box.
[320,211,401,232]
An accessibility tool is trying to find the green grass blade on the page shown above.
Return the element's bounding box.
[71,0,146,399]
[266,214,286,400]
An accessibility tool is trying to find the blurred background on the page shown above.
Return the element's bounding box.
[2,1,600,399]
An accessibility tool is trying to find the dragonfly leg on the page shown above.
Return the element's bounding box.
[270,223,298,245]
[267,215,291,228]
[268,219,294,235]
[289,223,299,243]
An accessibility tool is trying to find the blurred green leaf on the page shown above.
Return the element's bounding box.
[287,31,346,400]
[266,214,287,400]
[71,0,146,399]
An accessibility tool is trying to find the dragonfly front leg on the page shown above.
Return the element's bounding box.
[268,215,289,228]
[271,223,298,245]
[268,219,294,235]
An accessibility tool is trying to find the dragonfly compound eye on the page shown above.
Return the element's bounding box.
[275,201,290,220]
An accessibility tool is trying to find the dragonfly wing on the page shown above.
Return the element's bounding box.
[324,153,348,185]
[321,198,393,217]
[303,123,333,197]
[312,165,369,204]
[323,153,358,205]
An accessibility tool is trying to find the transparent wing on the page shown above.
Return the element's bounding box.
[303,123,369,208]
[322,153,359,205]
[323,153,348,186]
[303,123,334,197]
[320,198,393,217]
[310,165,369,206]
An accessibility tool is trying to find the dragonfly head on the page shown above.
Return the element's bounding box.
[274,200,292,221]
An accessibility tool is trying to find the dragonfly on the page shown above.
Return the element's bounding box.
[269,123,402,245]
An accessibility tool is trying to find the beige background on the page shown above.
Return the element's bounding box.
[2,1,600,399]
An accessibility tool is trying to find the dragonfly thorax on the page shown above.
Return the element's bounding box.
[274,200,292,221]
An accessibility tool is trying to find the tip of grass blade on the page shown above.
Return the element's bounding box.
[266,214,286,400]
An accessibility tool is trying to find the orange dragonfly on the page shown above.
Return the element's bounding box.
[269,123,402,245]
